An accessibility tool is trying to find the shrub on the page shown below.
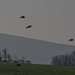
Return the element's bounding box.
[16,64,21,66]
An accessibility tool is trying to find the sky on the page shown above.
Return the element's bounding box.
[0,0,75,45]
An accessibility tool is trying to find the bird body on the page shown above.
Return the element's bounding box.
[20,16,26,19]
[69,39,74,41]
[26,25,32,29]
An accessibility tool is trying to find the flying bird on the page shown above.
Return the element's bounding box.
[26,25,32,29]
[20,16,26,19]
[68,39,74,42]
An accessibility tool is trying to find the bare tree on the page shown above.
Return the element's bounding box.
[20,56,26,64]
[0,50,2,62]
[13,54,19,63]
[2,48,8,62]
[51,54,73,66]
[7,53,12,63]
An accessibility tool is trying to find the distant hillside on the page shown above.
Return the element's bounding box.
[0,33,75,64]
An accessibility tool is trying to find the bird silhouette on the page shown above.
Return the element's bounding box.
[26,25,32,29]
[68,39,74,42]
[20,16,26,19]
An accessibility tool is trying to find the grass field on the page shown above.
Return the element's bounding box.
[0,63,75,75]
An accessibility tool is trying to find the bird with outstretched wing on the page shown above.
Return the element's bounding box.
[26,25,32,29]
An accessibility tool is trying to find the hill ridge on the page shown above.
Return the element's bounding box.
[0,33,75,64]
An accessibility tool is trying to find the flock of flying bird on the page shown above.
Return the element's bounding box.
[20,16,74,42]
[20,16,32,29]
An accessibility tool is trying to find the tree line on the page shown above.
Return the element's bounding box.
[51,50,75,66]
[0,48,31,64]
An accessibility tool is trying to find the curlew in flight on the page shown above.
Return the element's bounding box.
[26,25,32,29]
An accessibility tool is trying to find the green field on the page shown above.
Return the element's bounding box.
[0,63,75,75]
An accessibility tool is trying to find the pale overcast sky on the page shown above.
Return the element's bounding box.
[0,0,75,45]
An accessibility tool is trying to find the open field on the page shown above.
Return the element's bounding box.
[0,63,75,75]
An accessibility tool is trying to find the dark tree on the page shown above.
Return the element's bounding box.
[2,48,8,62]
[51,51,75,66]
[7,53,12,63]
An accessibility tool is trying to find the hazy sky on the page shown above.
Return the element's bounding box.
[0,0,75,45]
